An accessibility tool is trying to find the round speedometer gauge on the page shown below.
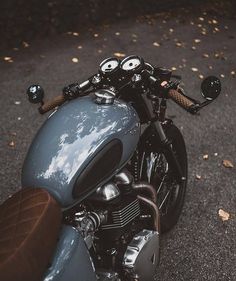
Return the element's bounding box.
[99,57,120,75]
[120,55,144,72]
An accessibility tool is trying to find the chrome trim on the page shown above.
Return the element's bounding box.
[123,229,160,281]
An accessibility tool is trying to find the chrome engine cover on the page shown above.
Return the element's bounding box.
[122,229,160,281]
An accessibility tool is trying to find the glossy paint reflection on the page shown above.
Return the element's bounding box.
[22,95,140,206]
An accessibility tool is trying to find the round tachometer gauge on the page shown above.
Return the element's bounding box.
[120,55,144,72]
[99,57,120,75]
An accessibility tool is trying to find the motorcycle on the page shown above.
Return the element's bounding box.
[0,55,221,281]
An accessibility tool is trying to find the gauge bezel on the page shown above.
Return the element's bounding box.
[120,55,144,73]
[99,57,120,76]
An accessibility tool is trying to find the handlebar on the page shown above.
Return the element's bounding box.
[143,70,198,114]
[37,71,198,114]
[168,89,194,111]
[38,80,92,114]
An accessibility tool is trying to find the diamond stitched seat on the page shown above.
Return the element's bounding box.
[0,188,61,281]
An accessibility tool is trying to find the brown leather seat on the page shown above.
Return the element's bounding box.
[0,188,61,281]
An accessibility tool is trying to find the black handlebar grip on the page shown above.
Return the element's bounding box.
[168,89,194,110]
[39,94,67,114]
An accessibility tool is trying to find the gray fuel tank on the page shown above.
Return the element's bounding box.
[22,94,140,207]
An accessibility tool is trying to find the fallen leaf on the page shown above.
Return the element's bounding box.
[14,101,21,105]
[8,141,15,147]
[231,71,235,77]
[22,41,30,48]
[218,209,230,221]
[72,32,79,36]
[222,160,234,168]
[77,45,83,49]
[214,152,218,156]
[175,42,183,47]
[191,46,196,50]
[115,32,120,36]
[203,53,209,58]
[191,67,199,72]
[153,42,160,47]
[4,56,12,61]
[199,17,204,21]
[171,67,177,71]
[72,58,79,63]
[194,39,201,43]
[199,74,204,79]
[196,174,201,180]
[113,52,126,58]
[203,154,209,160]
[220,74,225,78]
[94,33,99,38]
[212,19,218,24]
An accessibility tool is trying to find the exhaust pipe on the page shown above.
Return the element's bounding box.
[132,182,157,205]
[137,195,160,233]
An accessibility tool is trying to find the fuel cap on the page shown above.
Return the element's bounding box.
[94,89,116,104]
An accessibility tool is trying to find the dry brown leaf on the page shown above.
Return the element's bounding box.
[4,56,12,61]
[218,209,230,221]
[203,53,209,58]
[175,42,182,47]
[72,58,79,63]
[196,174,201,180]
[203,154,209,160]
[153,42,160,47]
[222,160,234,168]
[114,52,126,58]
[8,141,15,147]
[22,41,30,47]
[194,39,201,43]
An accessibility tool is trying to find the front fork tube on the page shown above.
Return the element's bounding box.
[141,94,184,184]
[152,121,185,184]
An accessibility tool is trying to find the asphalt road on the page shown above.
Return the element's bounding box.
[0,5,235,281]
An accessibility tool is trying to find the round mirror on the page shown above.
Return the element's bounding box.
[201,76,221,101]
[27,85,44,104]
